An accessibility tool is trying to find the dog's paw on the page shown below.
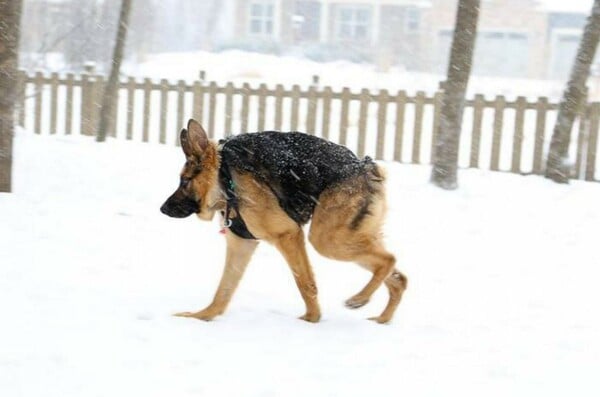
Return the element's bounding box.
[299,312,321,323]
[368,315,392,324]
[174,309,220,321]
[344,295,369,309]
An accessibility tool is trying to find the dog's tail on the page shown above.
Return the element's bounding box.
[362,156,386,183]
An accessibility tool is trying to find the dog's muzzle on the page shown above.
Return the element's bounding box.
[160,192,200,218]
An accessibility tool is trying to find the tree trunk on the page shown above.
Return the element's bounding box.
[545,0,600,183]
[96,0,132,142]
[431,0,480,190]
[0,0,23,192]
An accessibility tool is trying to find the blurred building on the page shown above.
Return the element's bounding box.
[224,0,597,80]
[545,10,588,79]
[223,0,432,68]
[19,0,598,80]
[428,0,547,79]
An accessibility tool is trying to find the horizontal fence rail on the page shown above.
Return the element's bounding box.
[15,70,600,182]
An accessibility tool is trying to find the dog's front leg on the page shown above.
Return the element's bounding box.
[175,232,258,321]
[273,229,321,323]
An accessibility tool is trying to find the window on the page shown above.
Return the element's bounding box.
[508,33,528,40]
[335,6,371,41]
[484,32,504,39]
[249,1,275,36]
[404,7,420,33]
[558,35,580,43]
[437,29,530,77]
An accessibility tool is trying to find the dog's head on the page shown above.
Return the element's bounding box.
[160,119,221,220]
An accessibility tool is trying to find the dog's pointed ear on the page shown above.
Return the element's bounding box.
[187,119,209,155]
[180,129,193,157]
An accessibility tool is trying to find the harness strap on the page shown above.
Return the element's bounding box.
[218,141,257,240]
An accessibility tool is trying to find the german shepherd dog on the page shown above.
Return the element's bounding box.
[161,119,407,323]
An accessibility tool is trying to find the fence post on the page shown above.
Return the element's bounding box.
[290,84,301,131]
[274,84,284,131]
[376,89,388,160]
[49,72,59,134]
[574,87,590,179]
[17,70,26,128]
[159,79,168,144]
[412,91,425,164]
[532,97,548,174]
[92,71,105,137]
[469,94,484,168]
[33,71,44,134]
[65,73,74,135]
[394,90,406,162]
[585,102,599,181]
[491,95,506,171]
[110,75,119,137]
[321,86,332,140]
[176,79,186,143]
[258,83,267,132]
[192,71,205,126]
[511,96,526,174]
[142,78,152,142]
[241,83,250,133]
[126,76,136,140]
[224,82,234,136]
[357,88,369,158]
[339,87,351,146]
[208,81,217,138]
[80,63,96,136]
[306,76,319,134]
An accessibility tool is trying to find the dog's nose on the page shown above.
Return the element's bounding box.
[160,203,170,215]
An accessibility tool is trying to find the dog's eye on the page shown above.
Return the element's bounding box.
[179,177,191,189]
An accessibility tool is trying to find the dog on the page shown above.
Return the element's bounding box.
[160,119,407,323]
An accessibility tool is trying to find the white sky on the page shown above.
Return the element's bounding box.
[537,0,594,13]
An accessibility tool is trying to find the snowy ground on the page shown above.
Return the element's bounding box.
[127,50,575,101]
[1,130,600,397]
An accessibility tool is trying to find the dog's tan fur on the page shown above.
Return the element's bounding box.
[174,120,406,324]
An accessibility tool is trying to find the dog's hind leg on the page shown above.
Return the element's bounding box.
[309,172,407,324]
[370,269,407,324]
[175,231,258,321]
[310,222,406,323]
[343,245,395,310]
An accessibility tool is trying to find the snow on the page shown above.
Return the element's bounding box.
[1,130,600,396]
[125,50,571,101]
[537,0,593,13]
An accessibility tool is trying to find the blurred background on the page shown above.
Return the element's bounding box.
[18,0,600,98]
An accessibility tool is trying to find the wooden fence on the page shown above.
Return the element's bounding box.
[15,69,600,181]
